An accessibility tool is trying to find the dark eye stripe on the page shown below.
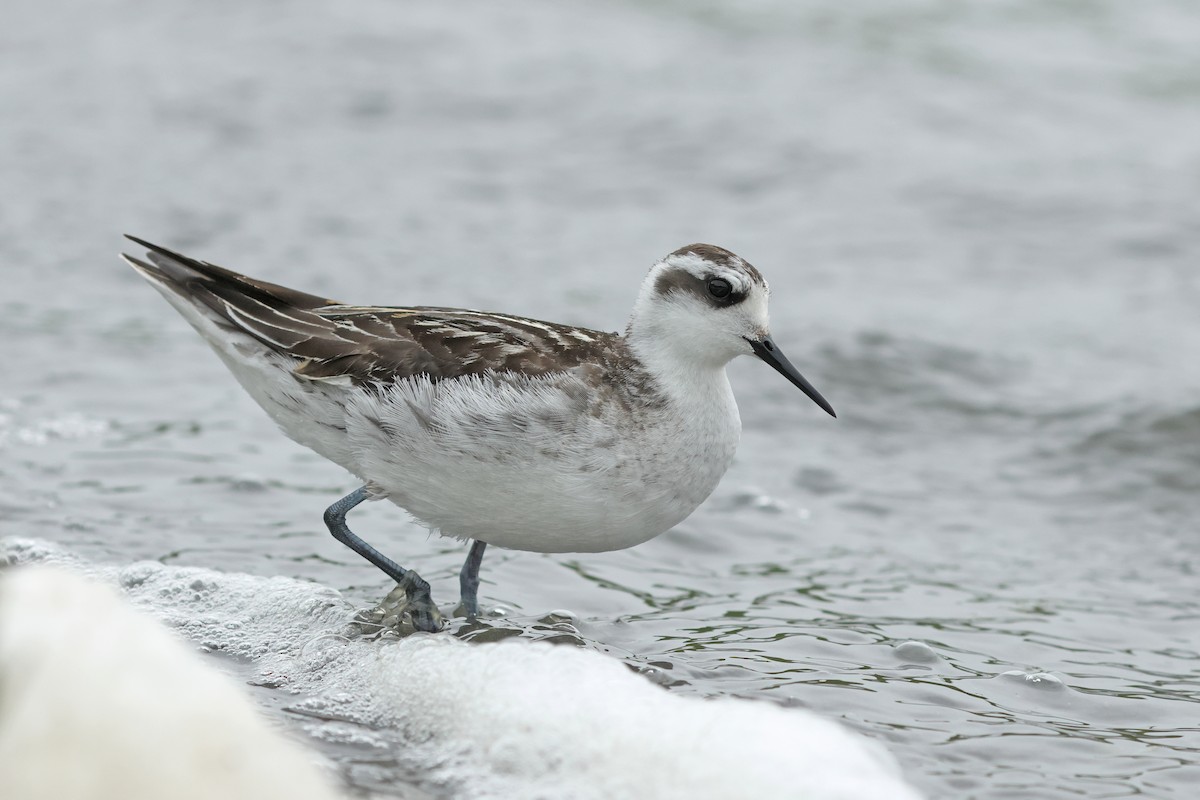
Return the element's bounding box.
[653,266,750,308]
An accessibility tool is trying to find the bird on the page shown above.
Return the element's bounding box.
[122,237,835,632]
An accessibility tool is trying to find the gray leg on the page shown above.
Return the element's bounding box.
[324,487,441,632]
[459,540,487,617]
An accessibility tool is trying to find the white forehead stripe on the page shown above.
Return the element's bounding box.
[660,254,758,295]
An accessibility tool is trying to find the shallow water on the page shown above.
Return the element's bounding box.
[2,1,1199,797]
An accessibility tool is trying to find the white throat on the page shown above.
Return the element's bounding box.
[624,311,741,436]
[622,315,743,531]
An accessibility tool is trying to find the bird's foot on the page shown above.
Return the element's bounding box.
[396,571,443,632]
[356,572,443,634]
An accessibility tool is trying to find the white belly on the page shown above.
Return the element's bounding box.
[336,371,741,553]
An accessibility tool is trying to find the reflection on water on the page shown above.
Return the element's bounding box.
[2,0,1200,797]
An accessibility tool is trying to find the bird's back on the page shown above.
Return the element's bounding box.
[123,237,623,385]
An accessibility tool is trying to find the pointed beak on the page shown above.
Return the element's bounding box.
[746,336,836,418]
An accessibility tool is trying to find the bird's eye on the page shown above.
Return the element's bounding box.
[707,278,732,299]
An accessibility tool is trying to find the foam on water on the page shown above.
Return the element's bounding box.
[375,637,920,800]
[0,401,109,449]
[0,563,342,800]
[0,537,922,800]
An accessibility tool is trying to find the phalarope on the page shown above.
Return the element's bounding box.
[123,237,835,631]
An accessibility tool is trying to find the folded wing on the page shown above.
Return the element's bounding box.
[122,236,619,386]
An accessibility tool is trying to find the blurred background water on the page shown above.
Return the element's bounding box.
[2,0,1199,797]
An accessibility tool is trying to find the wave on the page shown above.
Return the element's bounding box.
[0,537,923,800]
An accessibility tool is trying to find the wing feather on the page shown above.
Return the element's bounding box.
[124,236,626,387]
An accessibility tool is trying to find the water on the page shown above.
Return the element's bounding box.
[2,0,1199,797]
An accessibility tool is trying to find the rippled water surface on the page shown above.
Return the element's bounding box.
[3,1,1199,797]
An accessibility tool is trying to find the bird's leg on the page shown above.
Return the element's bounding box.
[323,487,442,632]
[459,540,488,617]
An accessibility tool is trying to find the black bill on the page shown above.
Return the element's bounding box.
[747,336,836,418]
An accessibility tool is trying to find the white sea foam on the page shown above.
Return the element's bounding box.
[0,400,109,448]
[375,636,922,800]
[0,538,923,800]
[0,563,343,800]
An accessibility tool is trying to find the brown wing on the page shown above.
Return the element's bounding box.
[123,236,621,386]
